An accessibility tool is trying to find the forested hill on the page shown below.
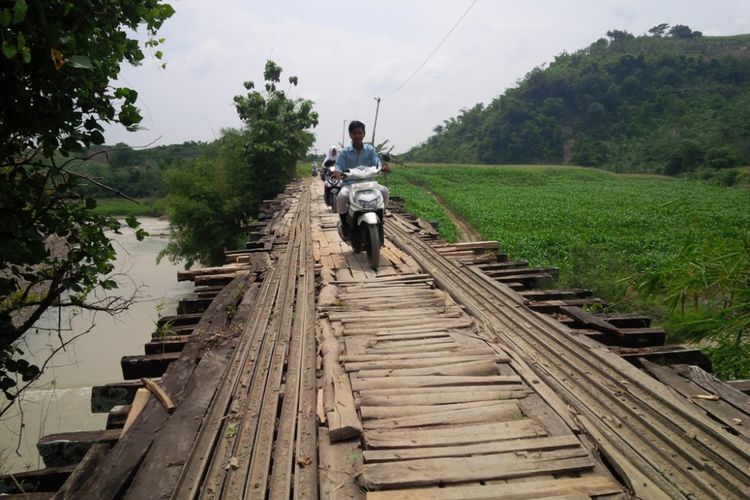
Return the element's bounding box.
[404,27,750,176]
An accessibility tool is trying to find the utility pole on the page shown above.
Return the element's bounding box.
[342,119,347,147]
[371,97,381,145]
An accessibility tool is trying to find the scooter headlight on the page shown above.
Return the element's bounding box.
[354,190,381,210]
[360,199,379,209]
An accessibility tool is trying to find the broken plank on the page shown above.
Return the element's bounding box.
[360,400,506,420]
[351,375,521,391]
[356,359,501,378]
[340,349,490,363]
[321,321,363,442]
[358,448,593,489]
[675,364,750,416]
[364,475,621,499]
[364,420,545,448]
[357,390,530,408]
[345,355,507,372]
[362,434,581,462]
[37,429,120,468]
[363,400,522,429]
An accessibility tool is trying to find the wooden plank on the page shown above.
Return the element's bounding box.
[340,349,490,363]
[675,364,750,416]
[371,331,452,341]
[356,359,500,378]
[0,466,74,495]
[105,404,130,430]
[364,420,545,448]
[346,319,474,335]
[37,429,121,468]
[121,388,149,433]
[358,390,530,407]
[726,379,750,395]
[364,475,621,499]
[345,355,508,372]
[640,360,750,438]
[77,275,249,499]
[360,400,507,420]
[123,283,260,500]
[321,321,363,442]
[54,443,110,499]
[91,380,150,413]
[332,306,460,322]
[120,352,180,379]
[369,338,459,350]
[348,343,462,355]
[363,400,522,429]
[293,282,318,499]
[358,448,593,489]
[359,384,526,396]
[362,434,581,463]
[559,305,623,337]
[272,233,318,500]
[351,375,521,391]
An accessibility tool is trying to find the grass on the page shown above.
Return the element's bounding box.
[93,197,167,217]
[390,164,750,309]
[385,174,459,243]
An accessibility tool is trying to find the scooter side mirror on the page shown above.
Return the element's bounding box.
[381,153,392,162]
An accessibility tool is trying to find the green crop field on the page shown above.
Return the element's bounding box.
[93,197,167,217]
[390,164,750,306]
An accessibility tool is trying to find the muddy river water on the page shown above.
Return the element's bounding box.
[0,218,193,473]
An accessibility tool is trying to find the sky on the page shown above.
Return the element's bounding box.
[103,0,750,155]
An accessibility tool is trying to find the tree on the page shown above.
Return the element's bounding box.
[161,60,318,267]
[669,24,694,39]
[606,29,634,43]
[0,0,174,411]
[648,23,670,37]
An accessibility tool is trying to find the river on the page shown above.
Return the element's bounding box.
[0,218,193,473]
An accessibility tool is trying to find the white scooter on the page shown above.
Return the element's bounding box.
[323,166,343,212]
[336,165,385,270]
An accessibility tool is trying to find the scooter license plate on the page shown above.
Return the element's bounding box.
[352,181,378,190]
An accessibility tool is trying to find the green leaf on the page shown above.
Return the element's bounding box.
[125,215,139,229]
[67,55,93,69]
[12,0,27,24]
[226,423,238,437]
[0,9,12,27]
[90,130,105,144]
[2,41,17,59]
[155,50,163,59]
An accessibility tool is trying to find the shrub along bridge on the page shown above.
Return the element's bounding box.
[4,179,750,499]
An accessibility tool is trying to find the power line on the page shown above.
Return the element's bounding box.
[384,0,478,100]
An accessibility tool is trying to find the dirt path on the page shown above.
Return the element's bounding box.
[406,180,481,242]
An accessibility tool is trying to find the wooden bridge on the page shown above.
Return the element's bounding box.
[4,178,750,499]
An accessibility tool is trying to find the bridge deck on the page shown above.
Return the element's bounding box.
[19,178,750,499]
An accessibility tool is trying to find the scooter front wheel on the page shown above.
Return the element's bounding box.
[366,224,380,270]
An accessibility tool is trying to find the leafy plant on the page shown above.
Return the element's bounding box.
[152,302,175,339]
[161,60,317,267]
[629,239,750,379]
[0,0,173,407]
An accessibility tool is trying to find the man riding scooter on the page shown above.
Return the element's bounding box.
[331,121,390,238]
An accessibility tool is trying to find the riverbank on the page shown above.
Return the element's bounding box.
[0,218,192,474]
[93,197,167,218]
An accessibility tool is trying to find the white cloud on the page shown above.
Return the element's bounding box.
[103,0,750,154]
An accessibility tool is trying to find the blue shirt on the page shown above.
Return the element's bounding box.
[335,144,381,184]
